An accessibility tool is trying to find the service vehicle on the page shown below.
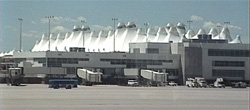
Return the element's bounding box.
[8,68,24,86]
[186,77,207,87]
[48,79,78,89]
[232,82,247,88]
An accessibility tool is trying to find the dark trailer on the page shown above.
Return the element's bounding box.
[48,79,78,89]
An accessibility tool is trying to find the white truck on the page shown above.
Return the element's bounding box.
[186,78,198,87]
[77,69,102,86]
[186,77,207,88]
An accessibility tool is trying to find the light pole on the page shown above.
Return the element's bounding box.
[18,18,23,52]
[81,20,86,25]
[81,20,86,48]
[187,20,193,30]
[224,21,230,28]
[144,23,149,42]
[112,18,118,52]
[45,16,54,51]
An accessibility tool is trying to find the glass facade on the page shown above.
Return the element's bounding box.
[48,58,89,67]
[15,58,26,64]
[212,69,245,77]
[208,49,250,57]
[66,67,77,74]
[133,48,140,53]
[146,48,159,53]
[212,61,245,67]
[69,47,85,52]
[166,69,179,76]
[100,58,173,68]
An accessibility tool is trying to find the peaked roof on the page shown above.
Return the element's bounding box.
[229,35,242,44]
[30,22,238,52]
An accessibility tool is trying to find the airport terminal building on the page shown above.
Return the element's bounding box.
[10,22,250,84]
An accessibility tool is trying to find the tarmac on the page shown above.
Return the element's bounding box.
[0,84,249,110]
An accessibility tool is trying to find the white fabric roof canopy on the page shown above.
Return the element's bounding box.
[31,22,241,52]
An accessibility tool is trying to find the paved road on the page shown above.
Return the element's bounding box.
[0,84,249,110]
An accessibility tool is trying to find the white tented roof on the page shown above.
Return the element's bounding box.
[185,30,195,39]
[208,28,218,38]
[31,22,236,52]
[192,29,206,39]
[166,23,174,30]
[167,27,180,42]
[179,34,188,43]
[229,35,242,44]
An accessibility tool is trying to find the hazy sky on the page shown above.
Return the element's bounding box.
[0,0,249,51]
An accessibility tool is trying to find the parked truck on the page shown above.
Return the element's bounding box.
[7,68,24,86]
[186,78,198,87]
[186,77,207,88]
[77,69,102,86]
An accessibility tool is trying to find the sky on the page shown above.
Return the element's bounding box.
[0,0,249,51]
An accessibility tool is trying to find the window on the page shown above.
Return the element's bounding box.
[133,48,140,53]
[212,61,245,67]
[66,67,76,74]
[100,58,173,68]
[165,69,179,76]
[146,48,159,54]
[212,69,245,77]
[208,49,250,57]
[34,58,46,64]
[15,58,26,64]
[48,58,89,67]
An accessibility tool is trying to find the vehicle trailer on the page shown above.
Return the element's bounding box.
[48,79,78,89]
[8,68,24,86]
